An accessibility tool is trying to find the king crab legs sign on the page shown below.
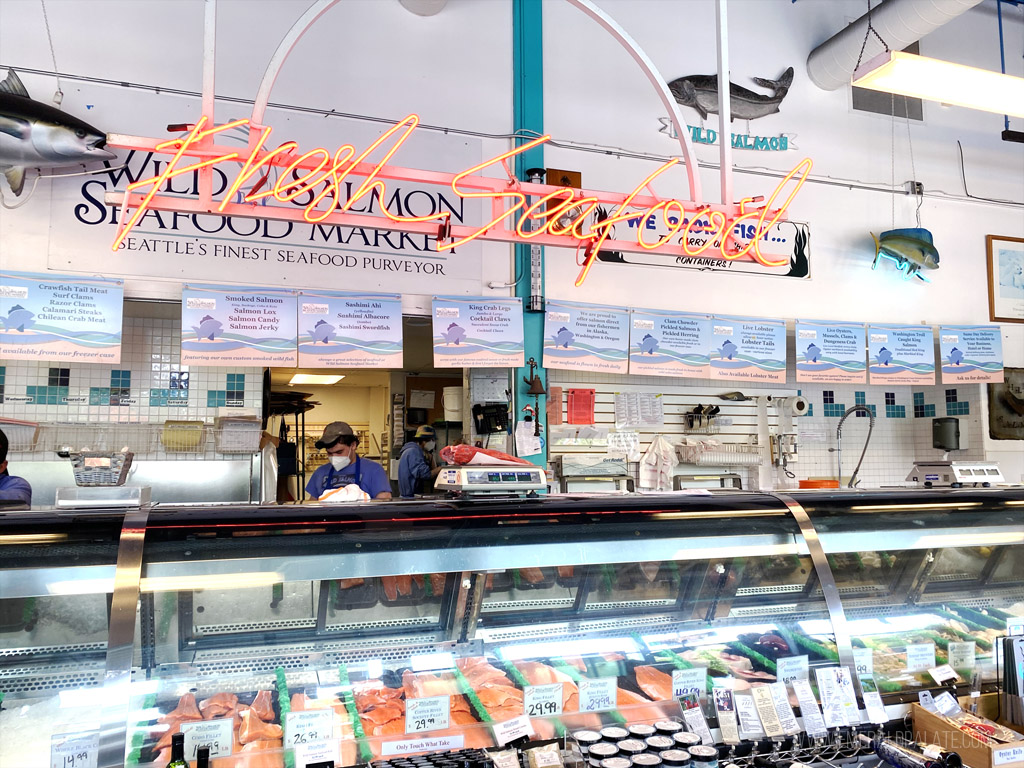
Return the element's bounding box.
[103,114,811,287]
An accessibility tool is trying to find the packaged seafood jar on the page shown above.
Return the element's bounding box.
[654,721,683,736]
[632,755,664,768]
[660,751,691,768]
[628,724,657,739]
[575,731,603,754]
[602,727,630,742]
[588,741,620,767]
[601,759,633,768]
[616,739,647,756]
[688,745,719,768]
[645,736,675,753]
[672,733,701,748]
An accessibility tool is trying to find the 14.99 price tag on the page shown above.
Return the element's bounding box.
[406,695,451,734]
[285,709,335,749]
[523,683,563,718]
[50,731,98,768]
[672,668,706,700]
[181,717,234,760]
[579,678,617,713]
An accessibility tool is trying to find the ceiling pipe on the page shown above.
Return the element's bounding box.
[807,0,985,90]
[398,0,448,16]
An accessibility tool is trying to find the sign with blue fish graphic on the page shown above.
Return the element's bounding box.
[629,310,712,379]
[867,324,934,385]
[710,316,786,383]
[181,283,297,367]
[0,270,123,362]
[939,325,1003,384]
[298,291,402,369]
[795,320,866,384]
[543,300,629,374]
[431,296,523,369]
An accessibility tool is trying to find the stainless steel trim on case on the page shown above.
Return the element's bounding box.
[773,493,855,673]
[98,507,149,768]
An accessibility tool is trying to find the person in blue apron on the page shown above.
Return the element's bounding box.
[398,425,441,498]
[0,428,32,507]
[306,421,391,500]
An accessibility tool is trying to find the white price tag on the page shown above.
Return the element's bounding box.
[383,735,464,756]
[777,656,809,684]
[949,642,976,670]
[906,643,936,673]
[933,692,961,717]
[735,694,766,740]
[181,718,233,760]
[928,664,960,685]
[791,679,827,738]
[863,690,888,725]
[493,715,534,747]
[285,709,335,749]
[751,685,785,737]
[853,648,874,679]
[1008,618,1024,637]
[295,741,340,768]
[994,746,1024,766]
[682,706,714,745]
[672,667,707,700]
[524,683,563,718]
[578,678,616,713]
[406,695,451,734]
[768,683,801,735]
[713,689,741,745]
[50,731,98,768]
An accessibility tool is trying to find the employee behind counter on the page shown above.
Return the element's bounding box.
[0,428,32,508]
[305,421,392,501]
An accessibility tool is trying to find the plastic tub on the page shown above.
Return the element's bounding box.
[442,386,463,421]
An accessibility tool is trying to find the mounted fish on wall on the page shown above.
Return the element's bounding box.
[0,69,114,197]
[870,227,940,281]
[668,67,795,121]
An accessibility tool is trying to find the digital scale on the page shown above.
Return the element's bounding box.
[906,460,1004,488]
[434,466,547,496]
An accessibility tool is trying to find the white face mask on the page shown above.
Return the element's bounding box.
[329,455,351,471]
[424,441,436,451]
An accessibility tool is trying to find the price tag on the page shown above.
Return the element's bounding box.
[918,691,938,711]
[578,678,616,713]
[285,709,335,749]
[734,694,766,740]
[860,678,887,725]
[928,664,960,685]
[814,667,857,728]
[295,741,339,768]
[181,718,233,760]
[933,691,961,717]
[906,643,936,673]
[777,655,809,684]
[768,682,801,735]
[751,685,785,737]
[791,679,827,738]
[713,689,740,746]
[853,648,874,679]
[994,746,1024,766]
[524,683,563,718]
[50,731,98,768]
[493,715,534,747]
[672,667,707,700]
[682,706,714,745]
[949,642,976,670]
[406,695,451,734]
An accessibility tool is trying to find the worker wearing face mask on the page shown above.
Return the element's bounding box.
[398,425,441,499]
[306,421,392,501]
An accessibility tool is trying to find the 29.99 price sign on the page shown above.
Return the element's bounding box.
[406,695,451,734]
[578,678,617,713]
[523,684,563,718]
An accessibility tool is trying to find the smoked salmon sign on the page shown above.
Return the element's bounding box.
[106,113,812,287]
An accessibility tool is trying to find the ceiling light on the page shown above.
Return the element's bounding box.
[288,374,345,386]
[853,51,1024,119]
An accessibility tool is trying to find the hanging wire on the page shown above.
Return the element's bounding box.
[39,0,64,106]
[905,98,923,228]
[854,0,891,73]
[891,93,896,229]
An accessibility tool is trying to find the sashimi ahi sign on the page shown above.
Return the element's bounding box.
[106,113,811,287]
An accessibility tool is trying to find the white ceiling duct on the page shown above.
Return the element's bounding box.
[807,0,985,91]
[398,0,448,16]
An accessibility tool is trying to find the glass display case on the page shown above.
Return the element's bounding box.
[0,488,1021,767]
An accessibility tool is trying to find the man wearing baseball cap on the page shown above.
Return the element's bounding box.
[306,421,391,500]
[398,425,441,499]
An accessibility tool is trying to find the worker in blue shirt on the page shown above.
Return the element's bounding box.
[0,428,32,507]
[305,422,392,501]
[398,425,440,498]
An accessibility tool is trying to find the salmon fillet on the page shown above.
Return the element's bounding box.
[519,568,545,584]
[338,578,365,589]
[557,566,574,579]
[248,690,275,722]
[634,666,673,701]
[153,723,181,753]
[159,693,202,724]
[395,575,413,597]
[617,687,665,721]
[200,692,238,719]
[430,574,446,593]
[238,739,285,768]
[382,576,398,601]
[239,709,283,744]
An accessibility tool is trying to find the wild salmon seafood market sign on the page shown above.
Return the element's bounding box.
[105,113,812,287]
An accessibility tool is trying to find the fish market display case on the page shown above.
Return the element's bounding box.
[0,488,1022,767]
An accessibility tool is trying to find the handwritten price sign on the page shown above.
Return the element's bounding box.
[406,695,451,734]
[285,709,335,749]
[181,718,233,759]
[672,667,706,700]
[524,684,563,718]
[50,732,98,768]
[579,678,617,713]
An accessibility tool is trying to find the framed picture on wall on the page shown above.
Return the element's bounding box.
[987,234,1024,323]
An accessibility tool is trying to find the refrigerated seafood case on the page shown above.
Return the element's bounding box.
[0,489,1022,767]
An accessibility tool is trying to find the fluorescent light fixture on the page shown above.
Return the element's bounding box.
[139,571,283,592]
[853,51,1024,119]
[288,373,345,385]
[0,533,69,545]
[411,652,454,672]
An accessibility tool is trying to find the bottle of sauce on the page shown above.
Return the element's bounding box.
[168,732,190,768]
[196,746,210,768]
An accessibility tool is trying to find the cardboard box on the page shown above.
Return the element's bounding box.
[913,703,1024,768]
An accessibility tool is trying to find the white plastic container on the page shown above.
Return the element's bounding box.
[442,386,464,422]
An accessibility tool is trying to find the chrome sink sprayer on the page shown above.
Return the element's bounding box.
[834,404,875,488]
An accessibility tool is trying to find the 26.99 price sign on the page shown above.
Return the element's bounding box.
[285,709,335,749]
[406,695,451,734]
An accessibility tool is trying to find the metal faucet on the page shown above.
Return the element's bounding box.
[833,404,876,488]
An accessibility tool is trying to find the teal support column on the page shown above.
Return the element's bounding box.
[512,0,547,468]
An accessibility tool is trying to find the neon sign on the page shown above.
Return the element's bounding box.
[107,113,811,287]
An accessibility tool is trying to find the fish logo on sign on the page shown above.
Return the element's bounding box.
[551,327,575,349]
[2,304,34,332]
[192,315,224,341]
[439,323,466,345]
[309,319,336,344]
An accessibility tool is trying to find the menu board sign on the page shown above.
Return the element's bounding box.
[432,296,524,368]
[628,310,711,379]
[543,300,629,374]
[795,320,866,383]
[867,324,934,385]
[181,284,297,366]
[298,291,402,368]
[939,325,1003,384]
[710,315,786,382]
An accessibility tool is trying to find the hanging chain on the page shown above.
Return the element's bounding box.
[905,101,923,227]
[891,93,896,230]
[40,0,63,106]
[855,0,892,73]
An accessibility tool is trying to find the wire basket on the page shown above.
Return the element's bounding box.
[677,440,764,466]
[44,423,157,454]
[214,417,262,454]
[0,420,40,452]
[161,421,207,453]
[69,451,134,486]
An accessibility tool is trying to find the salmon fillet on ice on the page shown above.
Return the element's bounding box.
[634,666,674,702]
[200,692,238,719]
[159,693,203,725]
[239,709,283,744]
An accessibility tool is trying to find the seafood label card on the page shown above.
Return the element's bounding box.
[790,679,828,738]
[713,688,741,745]
[406,695,452,733]
[734,694,766,740]
[285,709,335,748]
[928,664,959,685]
[543,300,630,374]
[50,730,98,768]
[948,642,976,670]
[795,320,867,384]
[751,685,785,737]
[432,296,524,369]
[524,683,564,717]
[298,291,403,369]
[628,310,712,379]
[867,324,935,386]
[295,740,339,768]
[672,667,707,701]
[905,643,936,673]
[852,648,874,680]
[814,667,860,727]
[493,715,535,747]
[682,705,715,745]
[578,678,617,713]
[939,325,1003,384]
[181,717,233,759]
[859,678,888,725]
[777,655,809,684]
[768,682,801,735]
[710,315,787,383]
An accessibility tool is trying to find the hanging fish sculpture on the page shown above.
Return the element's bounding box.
[668,67,794,121]
[870,228,939,281]
[0,68,114,196]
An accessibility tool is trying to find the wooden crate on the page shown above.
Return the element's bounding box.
[912,703,1024,768]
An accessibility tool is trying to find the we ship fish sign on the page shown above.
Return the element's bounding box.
[105,114,811,287]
